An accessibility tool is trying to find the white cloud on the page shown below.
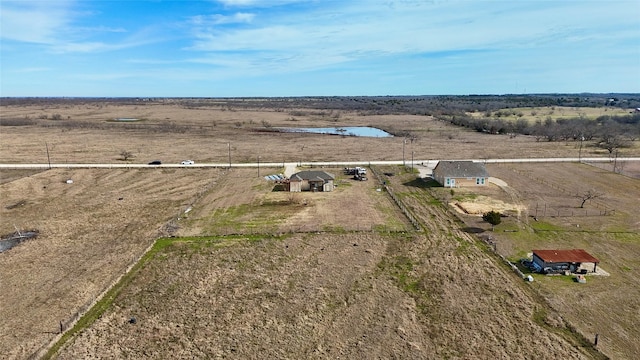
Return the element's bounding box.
[0,1,172,54]
[2,0,637,96]
[215,0,310,7]
[185,0,640,76]
[190,12,255,26]
[0,0,76,43]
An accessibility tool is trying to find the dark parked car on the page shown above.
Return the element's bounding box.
[148,160,162,165]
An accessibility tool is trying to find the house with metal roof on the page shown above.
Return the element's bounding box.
[286,170,335,192]
[432,161,489,187]
[532,249,599,274]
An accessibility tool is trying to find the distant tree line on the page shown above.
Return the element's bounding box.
[4,94,640,115]
[444,112,639,153]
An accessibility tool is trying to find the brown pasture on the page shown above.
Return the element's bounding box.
[430,162,640,359]
[1,99,638,359]
[1,100,637,166]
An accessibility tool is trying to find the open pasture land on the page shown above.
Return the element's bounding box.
[0,166,408,359]
[1,98,637,359]
[441,162,640,359]
[467,106,632,123]
[2,99,637,166]
[0,167,223,358]
[51,166,598,359]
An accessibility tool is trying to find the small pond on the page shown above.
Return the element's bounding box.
[278,126,392,137]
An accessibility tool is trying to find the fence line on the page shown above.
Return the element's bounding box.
[28,237,156,360]
[504,166,614,217]
[531,203,614,218]
[369,166,421,231]
[27,176,227,359]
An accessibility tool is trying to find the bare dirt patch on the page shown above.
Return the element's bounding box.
[451,193,527,216]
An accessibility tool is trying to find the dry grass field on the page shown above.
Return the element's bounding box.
[0,167,223,358]
[1,100,637,166]
[431,162,640,359]
[467,106,632,123]
[51,168,596,359]
[1,99,638,359]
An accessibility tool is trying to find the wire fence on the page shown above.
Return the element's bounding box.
[27,237,158,359]
[369,166,421,231]
[505,167,615,218]
[531,203,614,218]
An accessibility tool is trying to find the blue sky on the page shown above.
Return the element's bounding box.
[1,0,639,97]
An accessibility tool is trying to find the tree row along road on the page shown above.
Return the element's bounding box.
[0,157,638,170]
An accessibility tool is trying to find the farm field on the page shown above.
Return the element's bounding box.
[50,166,597,359]
[0,168,224,358]
[431,162,640,359]
[1,100,638,167]
[467,106,632,123]
[1,98,638,359]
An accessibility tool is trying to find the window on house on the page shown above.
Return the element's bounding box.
[445,178,450,185]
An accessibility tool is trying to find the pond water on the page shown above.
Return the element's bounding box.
[114,118,140,122]
[0,231,38,253]
[278,126,392,137]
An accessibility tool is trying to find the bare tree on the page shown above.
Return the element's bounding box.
[120,150,134,161]
[599,134,627,155]
[576,189,602,208]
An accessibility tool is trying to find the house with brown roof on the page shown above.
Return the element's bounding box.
[286,170,335,192]
[432,161,489,188]
[532,249,599,274]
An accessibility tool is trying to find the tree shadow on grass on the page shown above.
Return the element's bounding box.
[403,177,441,189]
[462,227,486,234]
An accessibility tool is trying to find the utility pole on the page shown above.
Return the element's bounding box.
[227,143,231,169]
[578,136,584,163]
[411,151,414,171]
[402,137,406,167]
[257,156,261,177]
[45,142,51,170]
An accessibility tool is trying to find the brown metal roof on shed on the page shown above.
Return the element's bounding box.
[532,249,599,263]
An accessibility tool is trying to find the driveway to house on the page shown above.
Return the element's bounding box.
[284,163,298,178]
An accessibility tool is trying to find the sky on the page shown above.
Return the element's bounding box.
[1,0,639,97]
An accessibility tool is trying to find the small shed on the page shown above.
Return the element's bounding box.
[287,170,335,192]
[532,249,599,274]
[432,161,489,188]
